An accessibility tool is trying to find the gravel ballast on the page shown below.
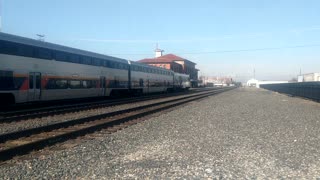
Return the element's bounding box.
[0,91,210,135]
[1,87,320,178]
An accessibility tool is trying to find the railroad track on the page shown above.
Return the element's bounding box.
[0,88,214,123]
[0,87,235,162]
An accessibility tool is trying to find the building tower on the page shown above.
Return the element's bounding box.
[155,43,164,58]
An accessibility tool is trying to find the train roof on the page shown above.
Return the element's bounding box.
[0,32,128,63]
[130,60,173,72]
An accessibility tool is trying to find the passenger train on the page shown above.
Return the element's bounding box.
[0,33,190,104]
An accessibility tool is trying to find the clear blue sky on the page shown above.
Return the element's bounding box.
[2,0,320,81]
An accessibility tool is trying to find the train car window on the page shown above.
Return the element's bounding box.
[45,79,67,89]
[88,80,94,88]
[105,61,111,68]
[107,61,112,68]
[99,59,104,66]
[139,79,144,87]
[92,80,98,88]
[103,61,108,67]
[45,79,55,89]
[29,74,34,89]
[0,70,14,90]
[0,41,19,56]
[36,75,41,89]
[69,54,80,63]
[36,47,52,60]
[100,60,104,67]
[109,62,115,68]
[82,80,94,88]
[80,56,92,65]
[92,58,100,66]
[69,80,81,89]
[110,62,114,68]
[13,77,25,90]
[82,80,88,88]
[55,51,68,62]
[17,44,34,57]
[109,61,114,68]
[55,79,68,89]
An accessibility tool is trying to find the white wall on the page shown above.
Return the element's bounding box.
[257,81,288,88]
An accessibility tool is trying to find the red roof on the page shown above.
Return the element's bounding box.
[138,54,186,63]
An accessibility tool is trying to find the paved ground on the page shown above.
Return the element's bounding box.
[1,87,320,179]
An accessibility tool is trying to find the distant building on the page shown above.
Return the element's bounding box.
[138,50,199,87]
[199,76,233,87]
[246,78,259,87]
[297,73,320,82]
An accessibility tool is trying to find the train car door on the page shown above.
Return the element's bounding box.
[28,72,41,101]
[100,76,106,96]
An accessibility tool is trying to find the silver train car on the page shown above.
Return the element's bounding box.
[173,72,191,90]
[0,33,190,104]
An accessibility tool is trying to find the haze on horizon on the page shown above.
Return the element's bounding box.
[2,0,320,82]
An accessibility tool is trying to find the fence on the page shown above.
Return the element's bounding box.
[260,82,320,101]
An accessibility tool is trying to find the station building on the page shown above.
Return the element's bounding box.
[138,48,199,87]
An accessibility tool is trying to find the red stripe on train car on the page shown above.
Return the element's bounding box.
[20,77,29,91]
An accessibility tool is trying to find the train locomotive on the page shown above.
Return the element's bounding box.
[0,33,190,104]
